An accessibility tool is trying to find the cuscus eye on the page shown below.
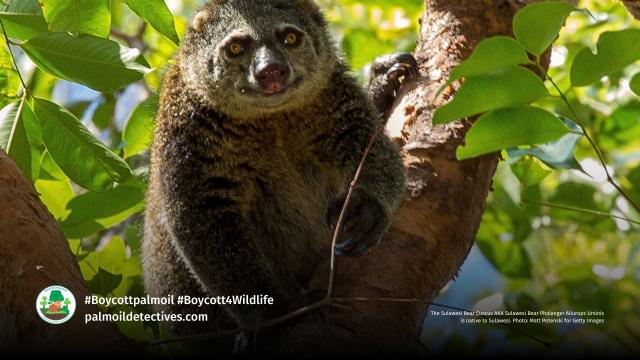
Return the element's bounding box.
[284,32,298,46]
[228,42,244,56]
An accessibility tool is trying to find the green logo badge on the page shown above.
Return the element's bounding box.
[36,285,76,324]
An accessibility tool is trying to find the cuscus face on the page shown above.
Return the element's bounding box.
[181,0,337,119]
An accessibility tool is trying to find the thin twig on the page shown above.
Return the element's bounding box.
[110,23,149,52]
[326,126,383,300]
[537,63,640,214]
[0,18,29,95]
[5,95,26,154]
[580,129,640,213]
[146,295,553,350]
[333,296,426,305]
[109,27,135,45]
[523,197,640,226]
[147,299,326,347]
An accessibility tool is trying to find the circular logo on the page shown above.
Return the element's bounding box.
[36,285,76,324]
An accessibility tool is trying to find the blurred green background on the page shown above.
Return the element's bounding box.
[1,0,639,356]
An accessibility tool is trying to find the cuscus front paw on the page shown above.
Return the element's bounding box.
[366,52,419,116]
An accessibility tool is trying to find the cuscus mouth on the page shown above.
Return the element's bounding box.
[241,76,304,97]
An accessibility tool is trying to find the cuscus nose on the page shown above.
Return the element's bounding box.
[255,62,290,94]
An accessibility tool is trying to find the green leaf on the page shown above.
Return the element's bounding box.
[603,102,640,147]
[507,117,584,171]
[510,156,551,188]
[433,66,548,125]
[61,184,145,239]
[627,165,640,206]
[79,236,138,280]
[449,37,529,84]
[36,151,74,222]
[66,100,92,119]
[631,73,640,97]
[0,102,19,145]
[22,32,151,93]
[92,95,116,130]
[513,1,575,56]
[571,29,640,87]
[0,0,48,41]
[40,150,67,180]
[121,0,180,45]
[123,95,157,158]
[0,99,43,180]
[0,39,21,108]
[6,0,41,13]
[35,176,74,221]
[41,0,111,37]
[456,106,570,160]
[629,166,640,189]
[32,97,132,192]
[86,267,123,296]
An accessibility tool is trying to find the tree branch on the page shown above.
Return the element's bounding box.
[623,0,640,20]
[0,150,139,354]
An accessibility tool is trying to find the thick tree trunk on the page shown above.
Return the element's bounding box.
[0,150,136,354]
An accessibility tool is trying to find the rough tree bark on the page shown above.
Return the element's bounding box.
[623,0,640,20]
[0,151,138,353]
[0,0,572,356]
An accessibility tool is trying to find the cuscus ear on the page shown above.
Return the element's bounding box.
[189,0,228,33]
[298,0,327,26]
[189,10,211,33]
